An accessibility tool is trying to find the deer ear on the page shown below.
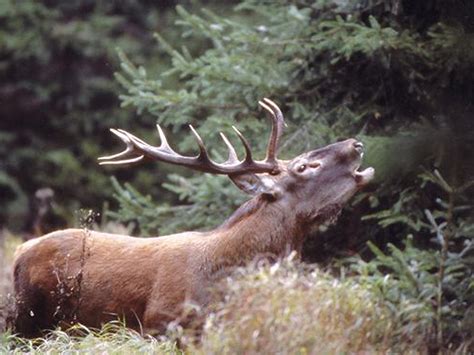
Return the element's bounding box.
[229,173,281,199]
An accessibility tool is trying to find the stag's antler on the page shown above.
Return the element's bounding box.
[98,98,285,175]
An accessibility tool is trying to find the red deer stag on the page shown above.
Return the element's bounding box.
[13,99,374,337]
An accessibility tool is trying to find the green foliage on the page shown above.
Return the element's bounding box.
[2,0,472,350]
[352,169,474,348]
[111,0,472,232]
[353,239,438,342]
[110,174,246,236]
[109,0,474,350]
[0,0,176,231]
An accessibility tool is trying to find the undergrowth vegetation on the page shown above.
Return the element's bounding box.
[108,0,474,350]
[1,255,432,354]
[2,0,474,352]
[188,256,426,354]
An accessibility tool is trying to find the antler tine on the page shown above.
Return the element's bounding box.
[220,132,239,164]
[232,125,253,163]
[98,129,131,160]
[258,98,285,164]
[99,155,145,165]
[117,129,149,146]
[98,129,145,165]
[262,98,284,123]
[156,124,175,153]
[189,125,211,162]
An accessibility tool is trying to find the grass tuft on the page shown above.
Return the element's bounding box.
[187,255,426,354]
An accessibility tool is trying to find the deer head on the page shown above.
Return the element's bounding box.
[99,98,374,226]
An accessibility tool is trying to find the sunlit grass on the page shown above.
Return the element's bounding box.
[1,322,181,354]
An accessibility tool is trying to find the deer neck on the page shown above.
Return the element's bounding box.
[205,196,305,273]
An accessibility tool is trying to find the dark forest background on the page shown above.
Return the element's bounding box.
[1,0,473,351]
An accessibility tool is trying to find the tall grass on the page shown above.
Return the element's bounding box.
[186,255,426,354]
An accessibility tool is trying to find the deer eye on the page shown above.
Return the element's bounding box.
[297,164,306,173]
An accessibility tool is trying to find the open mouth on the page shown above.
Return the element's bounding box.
[352,142,374,185]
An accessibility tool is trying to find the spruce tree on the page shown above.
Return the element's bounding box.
[110,1,474,349]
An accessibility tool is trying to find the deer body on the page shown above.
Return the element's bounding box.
[13,99,374,336]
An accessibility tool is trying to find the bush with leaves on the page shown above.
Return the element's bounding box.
[353,169,474,350]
